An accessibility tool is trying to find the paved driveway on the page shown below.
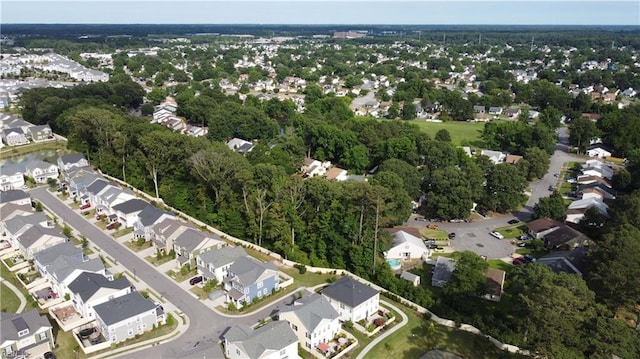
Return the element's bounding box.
[30,187,298,359]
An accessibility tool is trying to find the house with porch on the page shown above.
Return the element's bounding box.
[149,218,196,253]
[132,205,175,241]
[278,293,341,352]
[320,276,379,323]
[111,199,151,228]
[2,127,29,146]
[28,125,54,142]
[173,229,224,268]
[16,224,67,259]
[67,272,133,320]
[0,310,54,359]
[57,153,90,176]
[196,246,248,283]
[67,169,103,197]
[94,292,165,344]
[0,163,25,191]
[223,256,280,308]
[25,160,59,184]
[3,212,49,247]
[223,321,298,359]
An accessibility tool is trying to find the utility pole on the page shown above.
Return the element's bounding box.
[530,36,535,52]
[443,33,446,46]
[478,33,482,45]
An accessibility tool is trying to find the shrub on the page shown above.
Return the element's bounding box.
[64,293,70,301]
[343,321,354,329]
[374,318,385,327]
[228,302,237,311]
[294,263,307,274]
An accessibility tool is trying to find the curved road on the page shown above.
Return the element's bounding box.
[355,300,408,359]
[31,187,300,359]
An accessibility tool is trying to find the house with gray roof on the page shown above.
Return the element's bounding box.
[94,291,164,344]
[2,127,29,146]
[537,250,589,276]
[480,149,507,164]
[173,228,224,267]
[278,293,341,352]
[149,217,195,253]
[0,203,32,222]
[3,212,48,244]
[0,310,54,359]
[28,124,53,142]
[223,256,280,308]
[0,189,30,207]
[0,162,25,190]
[44,251,109,298]
[132,205,175,240]
[223,321,298,359]
[431,256,457,287]
[67,169,102,198]
[320,276,379,322]
[196,246,248,283]
[384,230,429,261]
[111,198,151,228]
[33,241,83,276]
[16,224,67,259]
[25,159,59,183]
[93,185,136,214]
[57,153,89,174]
[400,271,421,286]
[68,272,132,320]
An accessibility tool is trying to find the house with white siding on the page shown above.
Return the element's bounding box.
[320,276,379,323]
[25,160,59,183]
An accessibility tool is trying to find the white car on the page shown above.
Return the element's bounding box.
[490,231,504,239]
[567,178,577,184]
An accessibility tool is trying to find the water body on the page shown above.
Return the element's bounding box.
[0,149,60,172]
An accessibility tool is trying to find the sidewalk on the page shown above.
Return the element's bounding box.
[0,277,27,313]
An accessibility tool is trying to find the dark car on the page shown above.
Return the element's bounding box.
[414,217,427,222]
[189,276,203,285]
[548,185,556,191]
[448,232,456,239]
[44,352,56,359]
[508,219,520,225]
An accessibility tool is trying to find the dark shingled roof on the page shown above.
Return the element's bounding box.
[321,276,378,308]
[94,292,157,326]
[112,198,149,215]
[68,272,131,302]
[0,189,29,204]
[59,153,86,165]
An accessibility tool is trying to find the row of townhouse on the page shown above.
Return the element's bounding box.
[224,276,381,358]
[151,101,208,137]
[565,159,616,224]
[1,160,59,191]
[58,152,282,309]
[0,113,54,147]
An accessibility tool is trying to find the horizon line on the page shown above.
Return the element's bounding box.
[4,23,640,26]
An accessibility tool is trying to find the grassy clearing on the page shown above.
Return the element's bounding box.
[124,240,152,252]
[0,282,22,312]
[487,259,512,272]
[51,320,86,359]
[365,301,526,359]
[189,286,212,300]
[410,120,486,147]
[279,267,337,288]
[166,268,197,283]
[145,254,174,267]
[494,224,527,239]
[420,228,449,240]
[113,227,134,238]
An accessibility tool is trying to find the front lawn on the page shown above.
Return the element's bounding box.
[280,267,337,288]
[145,254,174,267]
[410,120,486,147]
[113,227,134,238]
[165,267,197,283]
[124,240,152,252]
[494,224,527,239]
[487,259,513,272]
[0,282,22,312]
[419,228,449,240]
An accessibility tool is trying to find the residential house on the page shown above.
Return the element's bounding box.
[132,205,175,241]
[3,212,49,247]
[173,228,224,268]
[92,185,135,215]
[0,203,33,222]
[480,150,506,164]
[301,157,330,178]
[566,197,609,224]
[384,230,429,261]
[150,218,196,253]
[576,175,612,188]
[537,250,589,276]
[0,189,30,207]
[25,160,59,184]
[0,310,54,359]
[57,153,90,175]
[196,246,248,283]
[278,293,341,352]
[67,272,132,320]
[67,169,103,197]
[85,179,112,209]
[28,125,53,142]
[16,224,67,259]
[94,292,165,344]
[111,199,150,228]
[226,138,255,154]
[488,107,503,115]
[431,256,456,287]
[2,128,29,146]
[320,276,379,322]
[325,167,348,181]
[223,321,298,359]
[223,256,280,308]
[504,154,523,165]
[483,268,505,302]
[473,105,486,113]
[527,217,590,249]
[577,183,616,200]
[504,108,520,118]
[33,242,83,278]
[586,143,612,158]
[0,163,25,190]
[400,271,420,286]
[526,218,563,239]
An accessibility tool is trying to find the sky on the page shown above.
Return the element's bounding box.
[2,0,640,25]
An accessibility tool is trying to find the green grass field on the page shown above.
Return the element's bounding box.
[0,282,22,312]
[410,120,486,147]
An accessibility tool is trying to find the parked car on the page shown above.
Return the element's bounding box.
[448,232,456,239]
[567,178,577,184]
[414,217,427,222]
[512,257,525,265]
[434,247,445,252]
[106,222,117,230]
[519,234,532,241]
[548,185,556,191]
[449,218,465,223]
[424,240,436,246]
[490,231,504,239]
[44,352,56,359]
[427,244,438,249]
[508,219,520,225]
[524,254,537,262]
[79,203,91,210]
[189,276,203,285]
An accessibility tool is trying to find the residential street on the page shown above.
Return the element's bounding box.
[30,186,301,359]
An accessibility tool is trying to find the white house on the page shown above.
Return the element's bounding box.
[196,246,248,283]
[566,197,609,224]
[480,150,506,164]
[320,276,379,322]
[325,167,348,181]
[67,272,132,320]
[0,163,25,190]
[25,160,59,183]
[278,293,341,352]
[586,143,612,158]
[385,230,429,261]
[582,160,614,180]
[302,157,330,178]
[2,128,29,146]
[223,321,298,359]
[57,153,89,174]
[110,199,150,228]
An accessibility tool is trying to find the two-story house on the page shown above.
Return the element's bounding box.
[25,160,59,184]
[223,321,298,359]
[0,310,54,359]
[223,256,280,308]
[0,163,25,191]
[150,218,196,254]
[132,205,175,241]
[67,272,132,320]
[111,199,150,228]
[0,190,30,207]
[278,293,341,352]
[196,246,248,283]
[320,276,380,322]
[16,224,67,260]
[28,125,54,142]
[3,212,49,248]
[2,128,29,146]
[67,169,103,200]
[173,229,224,268]
[57,153,90,176]
[94,292,164,344]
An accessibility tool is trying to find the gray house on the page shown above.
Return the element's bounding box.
[223,256,280,308]
[0,189,30,207]
[0,310,54,359]
[173,228,224,267]
[132,205,175,240]
[196,246,248,283]
[68,272,132,319]
[320,276,379,322]
[33,242,84,278]
[278,293,341,351]
[223,321,298,359]
[94,291,164,344]
[57,153,90,174]
[16,225,67,260]
[28,125,53,142]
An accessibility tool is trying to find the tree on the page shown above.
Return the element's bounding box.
[569,117,600,154]
[443,251,489,299]
[539,106,563,129]
[401,102,417,120]
[522,147,550,180]
[533,191,566,221]
[481,164,527,213]
[587,224,640,309]
[378,159,422,199]
[423,166,474,220]
[434,129,451,142]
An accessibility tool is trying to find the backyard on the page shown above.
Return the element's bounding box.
[0,282,22,312]
[410,120,486,147]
